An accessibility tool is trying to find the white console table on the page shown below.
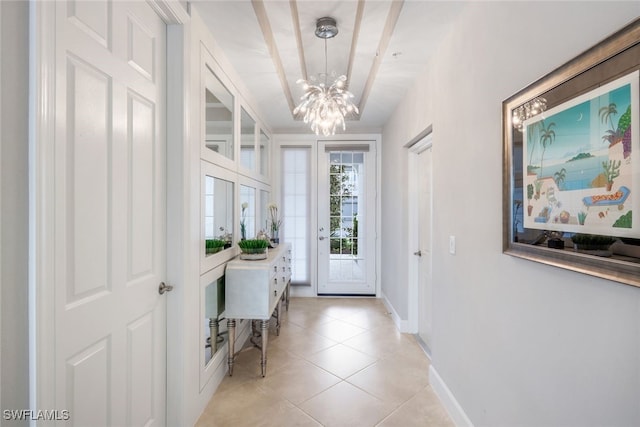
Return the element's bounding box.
[225,243,291,376]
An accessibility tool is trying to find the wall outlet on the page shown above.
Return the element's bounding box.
[449,235,456,255]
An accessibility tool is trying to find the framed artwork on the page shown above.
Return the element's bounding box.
[503,18,640,287]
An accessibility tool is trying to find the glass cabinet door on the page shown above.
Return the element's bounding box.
[239,185,256,240]
[240,108,256,171]
[204,67,234,161]
[259,129,270,176]
[204,174,234,255]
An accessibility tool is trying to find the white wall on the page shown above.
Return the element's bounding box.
[0,1,29,422]
[382,2,640,426]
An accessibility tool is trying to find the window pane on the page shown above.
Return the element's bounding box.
[282,147,310,284]
[327,151,366,282]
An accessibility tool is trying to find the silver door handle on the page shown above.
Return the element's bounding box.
[158,282,174,295]
[413,250,422,257]
[319,236,327,240]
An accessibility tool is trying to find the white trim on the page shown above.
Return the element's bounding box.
[381,292,409,332]
[429,365,474,427]
[148,0,190,25]
[0,1,3,409]
[166,21,192,427]
[407,132,433,335]
[29,0,57,419]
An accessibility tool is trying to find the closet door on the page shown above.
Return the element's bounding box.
[51,2,167,425]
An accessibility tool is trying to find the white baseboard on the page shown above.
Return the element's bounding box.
[380,292,410,332]
[429,365,474,427]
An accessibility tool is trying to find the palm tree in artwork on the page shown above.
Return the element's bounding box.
[599,103,618,131]
[554,167,567,190]
[600,103,623,147]
[527,121,544,173]
[539,121,556,178]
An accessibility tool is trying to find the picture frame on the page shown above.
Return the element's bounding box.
[502,18,640,288]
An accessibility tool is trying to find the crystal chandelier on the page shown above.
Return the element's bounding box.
[293,17,359,136]
[512,97,547,131]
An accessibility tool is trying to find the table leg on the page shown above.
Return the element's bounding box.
[209,318,219,358]
[285,281,290,311]
[275,299,282,336]
[260,319,269,377]
[227,318,236,376]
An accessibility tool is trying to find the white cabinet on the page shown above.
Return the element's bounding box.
[225,243,291,376]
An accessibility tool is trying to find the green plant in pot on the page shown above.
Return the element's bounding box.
[238,238,268,254]
[526,184,534,216]
[570,233,617,257]
[205,239,226,254]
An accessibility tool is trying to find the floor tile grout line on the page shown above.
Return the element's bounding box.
[197,298,452,427]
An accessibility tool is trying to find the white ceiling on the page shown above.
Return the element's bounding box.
[190,0,466,134]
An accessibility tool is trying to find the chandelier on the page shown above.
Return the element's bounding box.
[512,97,547,131]
[293,17,359,136]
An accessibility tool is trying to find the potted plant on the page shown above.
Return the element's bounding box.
[205,239,226,255]
[602,159,621,191]
[267,202,282,244]
[577,211,587,225]
[238,238,269,260]
[570,233,617,257]
[534,180,543,200]
[240,202,248,240]
[526,183,534,216]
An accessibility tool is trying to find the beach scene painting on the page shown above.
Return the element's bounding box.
[523,70,639,238]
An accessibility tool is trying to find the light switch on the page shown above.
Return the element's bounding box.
[449,236,456,255]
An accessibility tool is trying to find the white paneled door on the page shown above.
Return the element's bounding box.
[317,142,376,295]
[417,145,433,348]
[408,134,433,349]
[52,1,166,425]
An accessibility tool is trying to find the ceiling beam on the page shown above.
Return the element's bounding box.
[346,0,365,93]
[251,0,297,114]
[290,0,308,82]
[357,0,404,117]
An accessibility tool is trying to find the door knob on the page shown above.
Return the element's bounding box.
[413,250,422,257]
[319,236,327,240]
[158,282,174,295]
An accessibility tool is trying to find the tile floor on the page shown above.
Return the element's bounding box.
[196,297,454,427]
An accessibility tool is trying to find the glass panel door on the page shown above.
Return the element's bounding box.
[318,143,376,295]
[239,108,256,171]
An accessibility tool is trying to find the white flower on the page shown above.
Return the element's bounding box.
[241,202,248,209]
[266,202,278,210]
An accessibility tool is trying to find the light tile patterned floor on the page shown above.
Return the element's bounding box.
[195,297,454,427]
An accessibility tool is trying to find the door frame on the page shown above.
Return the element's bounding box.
[28,0,188,418]
[407,129,433,335]
[273,134,381,298]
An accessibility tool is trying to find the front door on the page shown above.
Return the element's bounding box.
[51,1,167,425]
[317,141,376,295]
